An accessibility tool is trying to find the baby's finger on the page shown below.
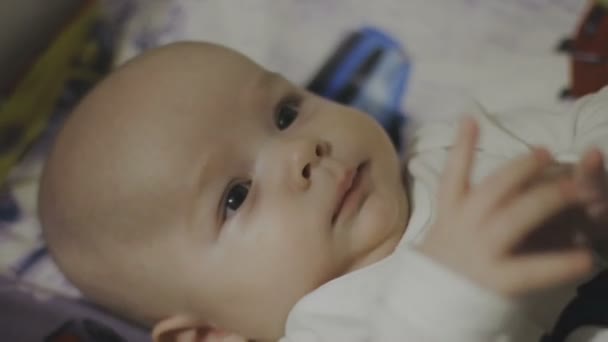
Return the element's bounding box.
[501,249,593,296]
[575,147,604,187]
[467,148,552,217]
[438,116,478,210]
[488,177,579,250]
[580,147,604,178]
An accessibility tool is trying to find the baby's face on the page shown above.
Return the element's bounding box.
[105,44,408,339]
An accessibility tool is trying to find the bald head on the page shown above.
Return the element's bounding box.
[39,42,265,324]
[39,39,409,341]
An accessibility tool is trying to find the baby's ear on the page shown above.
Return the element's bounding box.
[152,315,248,342]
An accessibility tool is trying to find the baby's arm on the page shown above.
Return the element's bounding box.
[379,120,592,341]
[374,118,594,342]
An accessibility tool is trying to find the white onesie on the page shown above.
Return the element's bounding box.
[281,87,608,342]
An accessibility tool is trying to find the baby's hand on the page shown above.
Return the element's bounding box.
[574,148,608,254]
[516,157,608,254]
[417,117,594,298]
[574,148,608,241]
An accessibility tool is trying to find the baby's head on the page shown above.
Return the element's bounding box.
[39,42,408,341]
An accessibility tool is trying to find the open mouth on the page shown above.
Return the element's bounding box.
[331,161,368,224]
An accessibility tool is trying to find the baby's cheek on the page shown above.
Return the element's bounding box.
[354,191,403,249]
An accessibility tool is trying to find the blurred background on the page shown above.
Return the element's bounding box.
[0,0,601,340]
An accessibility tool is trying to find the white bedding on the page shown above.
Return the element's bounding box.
[114,0,586,120]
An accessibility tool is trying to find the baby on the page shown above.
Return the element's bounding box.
[38,42,608,342]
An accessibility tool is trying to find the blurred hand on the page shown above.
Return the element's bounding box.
[560,147,608,258]
[417,117,594,297]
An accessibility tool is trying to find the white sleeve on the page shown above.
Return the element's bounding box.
[280,247,538,342]
[370,247,540,342]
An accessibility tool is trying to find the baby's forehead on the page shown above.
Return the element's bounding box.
[86,45,301,181]
[160,71,294,166]
[186,71,295,130]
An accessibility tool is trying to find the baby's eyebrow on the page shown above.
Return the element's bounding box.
[256,71,281,90]
[242,71,289,122]
[255,71,293,100]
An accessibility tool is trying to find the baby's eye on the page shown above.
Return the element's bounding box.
[275,96,301,130]
[223,182,250,220]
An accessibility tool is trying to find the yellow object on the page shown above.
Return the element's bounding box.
[0,1,101,185]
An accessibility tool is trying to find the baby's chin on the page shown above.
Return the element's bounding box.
[345,190,408,272]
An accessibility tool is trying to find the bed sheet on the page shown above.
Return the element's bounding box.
[115,0,586,120]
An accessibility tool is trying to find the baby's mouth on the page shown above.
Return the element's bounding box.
[331,161,368,224]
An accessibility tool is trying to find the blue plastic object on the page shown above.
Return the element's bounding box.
[307,27,412,151]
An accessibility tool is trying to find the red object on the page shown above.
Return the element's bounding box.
[568,1,608,98]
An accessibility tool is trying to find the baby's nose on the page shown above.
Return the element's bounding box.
[286,139,329,189]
